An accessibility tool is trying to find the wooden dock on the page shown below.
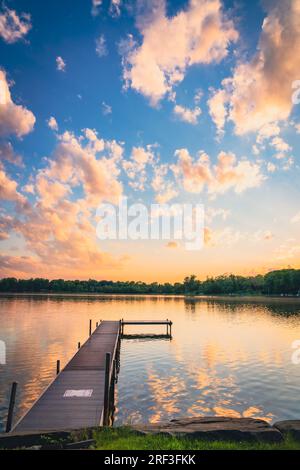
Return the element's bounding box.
[8,318,173,434]
[12,321,120,433]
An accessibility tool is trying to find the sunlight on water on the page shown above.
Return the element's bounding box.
[0,294,300,431]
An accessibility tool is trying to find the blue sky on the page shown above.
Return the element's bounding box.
[0,0,300,281]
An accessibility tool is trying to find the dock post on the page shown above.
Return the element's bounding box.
[96,322,98,328]
[56,360,60,375]
[169,321,172,338]
[103,352,111,426]
[89,319,92,336]
[110,359,116,413]
[6,382,18,433]
[78,342,81,349]
[166,319,169,336]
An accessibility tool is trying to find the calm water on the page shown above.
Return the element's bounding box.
[0,294,300,432]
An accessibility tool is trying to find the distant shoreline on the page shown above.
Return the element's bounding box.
[1,292,300,302]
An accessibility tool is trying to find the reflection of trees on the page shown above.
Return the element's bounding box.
[184,297,300,319]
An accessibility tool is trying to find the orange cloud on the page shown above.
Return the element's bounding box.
[210,0,300,135]
[0,70,35,137]
[121,0,238,105]
[172,149,264,195]
[0,7,31,44]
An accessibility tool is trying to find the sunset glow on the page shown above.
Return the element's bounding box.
[0,0,300,282]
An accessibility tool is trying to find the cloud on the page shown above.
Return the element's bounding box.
[291,212,300,224]
[0,70,35,137]
[47,116,58,131]
[204,226,242,247]
[207,88,227,136]
[44,129,123,205]
[212,0,300,135]
[0,141,23,166]
[96,34,108,57]
[267,162,276,173]
[91,0,102,16]
[256,122,281,145]
[0,129,127,277]
[172,149,265,195]
[151,163,178,203]
[173,104,201,125]
[102,101,112,115]
[56,56,66,72]
[123,145,155,191]
[270,136,291,154]
[166,241,179,249]
[109,0,122,17]
[0,163,28,209]
[121,0,238,105]
[206,207,230,223]
[0,214,20,240]
[0,7,31,44]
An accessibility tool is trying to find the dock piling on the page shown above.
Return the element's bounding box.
[56,360,60,375]
[89,319,92,336]
[6,382,18,433]
[103,352,111,426]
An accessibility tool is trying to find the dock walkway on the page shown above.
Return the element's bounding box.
[13,321,120,433]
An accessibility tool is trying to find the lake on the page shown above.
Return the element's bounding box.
[0,294,300,432]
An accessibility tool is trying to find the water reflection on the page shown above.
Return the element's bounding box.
[0,294,300,431]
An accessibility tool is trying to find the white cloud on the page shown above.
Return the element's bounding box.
[0,7,31,44]
[96,34,108,57]
[173,104,201,125]
[267,162,276,173]
[121,0,238,105]
[56,56,66,72]
[102,102,112,116]
[256,122,281,145]
[207,88,227,135]
[47,116,58,131]
[270,136,291,154]
[91,0,102,16]
[0,70,35,138]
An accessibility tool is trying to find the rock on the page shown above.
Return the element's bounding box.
[273,421,300,441]
[133,417,283,443]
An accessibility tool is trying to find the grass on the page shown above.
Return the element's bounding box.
[92,427,300,451]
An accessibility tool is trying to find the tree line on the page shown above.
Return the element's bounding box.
[0,269,300,296]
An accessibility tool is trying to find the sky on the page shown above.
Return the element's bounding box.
[0,0,299,282]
